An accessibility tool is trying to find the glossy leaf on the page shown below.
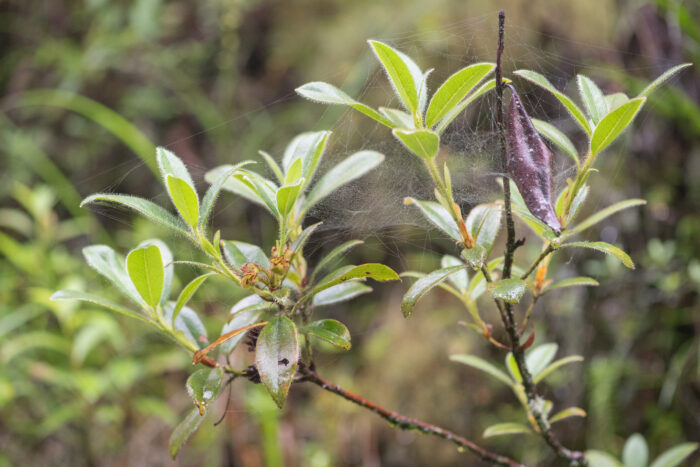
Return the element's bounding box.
[166,175,199,229]
[393,129,439,160]
[295,81,394,127]
[461,244,486,270]
[303,319,351,350]
[525,344,558,379]
[312,281,372,307]
[638,63,692,97]
[172,273,215,326]
[532,118,579,165]
[562,241,635,269]
[449,354,512,386]
[276,178,304,217]
[590,97,645,155]
[577,74,608,124]
[622,434,648,467]
[255,316,299,408]
[586,450,623,467]
[542,276,599,294]
[440,255,468,291]
[219,295,274,355]
[487,278,527,304]
[648,443,698,467]
[82,245,143,305]
[465,202,502,255]
[534,355,584,383]
[169,408,204,459]
[483,422,531,438]
[368,40,422,114]
[303,150,384,211]
[404,197,460,241]
[425,62,495,128]
[50,290,151,324]
[186,367,224,415]
[401,265,467,317]
[311,240,363,283]
[221,240,269,269]
[514,69,591,135]
[126,244,164,308]
[314,263,400,296]
[567,199,646,235]
[81,194,189,237]
[549,407,586,424]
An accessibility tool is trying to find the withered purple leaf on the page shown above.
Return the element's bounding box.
[506,84,562,234]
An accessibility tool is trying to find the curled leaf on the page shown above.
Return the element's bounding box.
[506,86,561,234]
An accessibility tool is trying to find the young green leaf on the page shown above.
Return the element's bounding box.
[577,74,608,124]
[549,407,586,424]
[638,63,692,97]
[541,276,599,294]
[259,151,284,183]
[533,355,584,384]
[514,69,591,135]
[221,240,269,269]
[393,129,439,160]
[235,170,280,216]
[567,199,646,235]
[435,78,504,134]
[157,147,195,188]
[465,202,502,255]
[219,295,275,355]
[205,164,274,209]
[82,245,143,305]
[163,303,209,350]
[532,118,579,166]
[525,343,558,379]
[379,107,415,129]
[605,92,629,112]
[172,273,215,326]
[585,450,623,467]
[461,244,487,270]
[81,194,189,237]
[303,319,351,350]
[169,408,204,459]
[648,443,698,467]
[425,62,495,128]
[368,40,422,114]
[255,316,299,408]
[313,263,400,296]
[50,290,151,324]
[482,422,531,438]
[276,178,304,217]
[590,97,645,155]
[505,353,522,382]
[312,281,372,307]
[282,131,330,189]
[284,158,302,185]
[137,239,173,306]
[166,175,200,229]
[186,367,224,415]
[294,81,394,127]
[622,434,648,467]
[126,244,164,308]
[487,278,527,304]
[449,354,512,386]
[303,151,384,212]
[401,265,467,317]
[561,241,635,269]
[404,197,460,241]
[310,240,364,283]
[440,255,468,291]
[200,163,252,230]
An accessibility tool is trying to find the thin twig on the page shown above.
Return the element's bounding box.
[520,244,555,280]
[297,366,523,467]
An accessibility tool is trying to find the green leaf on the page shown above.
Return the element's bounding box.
[401,265,467,317]
[393,129,439,160]
[622,434,648,467]
[505,353,522,382]
[186,367,224,415]
[586,450,623,467]
[649,443,698,467]
[425,62,495,128]
[137,239,174,306]
[126,245,164,308]
[441,255,468,291]
[605,92,629,112]
[435,77,504,134]
[368,40,422,114]
[525,343,558,379]
[71,317,122,366]
[81,194,189,237]
[284,158,303,185]
[157,147,195,188]
[169,408,204,459]
[590,97,645,155]
[205,163,276,209]
[310,240,364,283]
[172,273,215,326]
[482,422,531,438]
[282,131,331,189]
[487,278,527,304]
[577,74,608,124]
[50,290,151,324]
[166,176,200,229]
[314,263,400,296]
[404,197,460,241]
[220,295,275,355]
[312,281,372,307]
[449,354,512,386]
[567,199,646,235]
[234,170,280,216]
[163,303,208,350]
[294,81,394,127]
[82,245,143,305]
[561,241,635,269]
[255,316,299,408]
[514,69,592,135]
[541,276,599,294]
[465,202,502,255]
[533,355,584,383]
[200,163,252,229]
[221,240,269,269]
[303,151,384,212]
[638,63,692,97]
[276,178,304,217]
[532,118,579,165]
[461,245,487,270]
[379,107,414,128]
[303,319,351,350]
[549,407,586,424]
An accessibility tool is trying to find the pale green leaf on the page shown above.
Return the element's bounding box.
[590,97,645,155]
[622,434,648,467]
[312,281,372,307]
[368,40,422,114]
[50,290,151,324]
[440,255,468,291]
[404,197,460,241]
[303,319,351,350]
[259,150,284,183]
[525,343,558,379]
[169,408,204,459]
[449,354,512,386]
[465,202,502,255]
[532,118,579,165]
[483,422,531,438]
[401,265,467,317]
[542,276,599,294]
[435,77,505,134]
[586,450,623,467]
[126,244,164,308]
[577,74,608,124]
[313,263,400,296]
[567,199,646,235]
[157,147,195,188]
[561,241,635,269]
[276,178,304,217]
[638,63,692,97]
[549,407,586,424]
[172,273,215,326]
[393,129,439,160]
[82,244,143,305]
[234,170,280,216]
[648,443,698,467]
[282,131,330,189]
[310,240,364,283]
[186,367,224,415]
[219,295,275,355]
[221,240,269,269]
[605,92,629,112]
[200,163,253,229]
[166,176,199,229]
[163,303,208,350]
[255,316,299,408]
[534,355,584,383]
[379,107,414,129]
[487,278,527,304]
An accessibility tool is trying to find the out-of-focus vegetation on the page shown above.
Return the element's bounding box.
[1,0,698,466]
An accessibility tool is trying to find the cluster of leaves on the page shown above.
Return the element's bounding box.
[54,136,399,457]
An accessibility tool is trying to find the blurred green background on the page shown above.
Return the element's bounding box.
[1,0,698,465]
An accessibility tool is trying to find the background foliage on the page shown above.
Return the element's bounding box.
[1,0,698,465]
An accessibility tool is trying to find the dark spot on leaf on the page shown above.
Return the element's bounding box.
[278,358,289,366]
